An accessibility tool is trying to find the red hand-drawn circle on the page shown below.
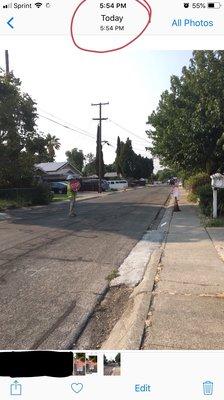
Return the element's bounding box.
[70,0,152,53]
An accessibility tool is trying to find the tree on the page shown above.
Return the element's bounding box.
[82,161,96,176]
[105,163,116,173]
[0,69,62,187]
[147,51,224,175]
[115,353,121,366]
[86,152,95,164]
[26,133,50,163]
[115,136,124,176]
[132,154,153,179]
[119,138,135,177]
[115,137,154,179]
[104,355,108,365]
[156,168,177,182]
[82,152,96,176]
[95,125,105,177]
[46,134,61,161]
[66,148,85,171]
[0,70,37,187]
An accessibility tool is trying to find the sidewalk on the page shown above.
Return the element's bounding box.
[144,190,224,349]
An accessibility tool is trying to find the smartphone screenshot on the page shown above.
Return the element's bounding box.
[0,0,224,398]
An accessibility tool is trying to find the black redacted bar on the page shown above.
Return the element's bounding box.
[0,351,73,377]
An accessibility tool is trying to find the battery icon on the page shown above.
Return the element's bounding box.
[208,2,221,7]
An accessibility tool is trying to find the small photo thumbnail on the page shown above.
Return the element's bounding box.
[86,355,98,374]
[103,352,121,376]
[73,352,86,376]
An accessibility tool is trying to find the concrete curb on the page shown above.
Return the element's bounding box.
[101,197,174,350]
[101,249,163,350]
[60,187,157,349]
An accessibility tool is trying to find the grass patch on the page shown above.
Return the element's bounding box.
[52,194,68,202]
[0,199,30,210]
[106,269,120,282]
[187,191,198,203]
[203,216,224,227]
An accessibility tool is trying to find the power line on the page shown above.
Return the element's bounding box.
[109,119,150,145]
[38,114,96,140]
[38,107,95,137]
[38,109,115,149]
[106,135,149,152]
[38,110,146,152]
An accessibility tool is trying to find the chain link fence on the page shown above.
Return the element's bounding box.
[0,186,52,207]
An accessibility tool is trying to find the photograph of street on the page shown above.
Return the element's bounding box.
[104,353,121,376]
[86,355,97,374]
[0,42,224,350]
[73,353,86,375]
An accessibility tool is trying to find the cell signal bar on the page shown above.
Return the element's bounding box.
[3,3,12,8]
[207,2,222,7]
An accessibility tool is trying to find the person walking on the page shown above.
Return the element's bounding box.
[67,175,81,217]
[172,181,181,212]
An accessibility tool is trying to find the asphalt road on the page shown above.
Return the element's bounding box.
[0,186,170,349]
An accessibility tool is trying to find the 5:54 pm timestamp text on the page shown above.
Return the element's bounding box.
[100,2,127,8]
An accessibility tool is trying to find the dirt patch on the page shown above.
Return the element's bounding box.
[74,286,132,349]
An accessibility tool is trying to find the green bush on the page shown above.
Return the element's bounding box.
[187,191,198,203]
[197,184,224,216]
[218,190,224,216]
[31,184,53,205]
[0,184,52,208]
[185,172,210,195]
[197,184,213,216]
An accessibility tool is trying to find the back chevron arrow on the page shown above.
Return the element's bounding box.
[7,17,14,29]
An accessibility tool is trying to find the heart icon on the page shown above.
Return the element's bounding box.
[71,383,83,393]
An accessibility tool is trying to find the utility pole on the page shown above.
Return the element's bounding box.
[5,50,10,77]
[91,102,109,193]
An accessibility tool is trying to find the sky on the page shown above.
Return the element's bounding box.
[1,37,192,171]
[104,352,119,362]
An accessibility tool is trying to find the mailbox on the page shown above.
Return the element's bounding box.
[210,173,224,218]
[210,173,224,188]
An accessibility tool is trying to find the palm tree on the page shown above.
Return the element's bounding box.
[46,134,61,161]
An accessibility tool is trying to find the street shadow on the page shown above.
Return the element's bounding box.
[7,197,165,242]
[4,196,214,245]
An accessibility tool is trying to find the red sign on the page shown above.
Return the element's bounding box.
[71,181,80,192]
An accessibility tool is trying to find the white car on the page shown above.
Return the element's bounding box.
[108,180,128,190]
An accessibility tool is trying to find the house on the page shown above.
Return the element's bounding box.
[35,161,82,182]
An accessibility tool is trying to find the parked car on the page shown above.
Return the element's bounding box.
[101,179,110,191]
[130,179,146,187]
[108,180,128,190]
[80,179,109,192]
[50,182,67,194]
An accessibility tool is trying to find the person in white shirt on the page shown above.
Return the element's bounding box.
[172,182,181,212]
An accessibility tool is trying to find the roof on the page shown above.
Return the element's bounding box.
[35,161,82,175]
[105,172,118,178]
[35,162,67,172]
[87,172,119,178]
[87,174,98,178]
